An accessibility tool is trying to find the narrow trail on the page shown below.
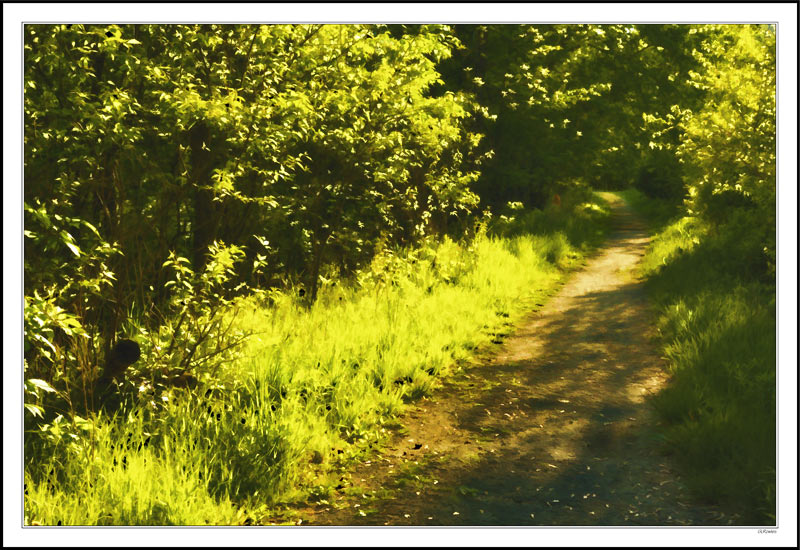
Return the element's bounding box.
[281,192,737,526]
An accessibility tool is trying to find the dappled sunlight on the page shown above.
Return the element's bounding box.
[289,193,737,526]
[22,20,774,527]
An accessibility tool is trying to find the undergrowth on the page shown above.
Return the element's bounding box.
[617,188,681,233]
[24,187,612,525]
[625,188,776,525]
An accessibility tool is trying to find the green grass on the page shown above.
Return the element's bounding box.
[23,187,612,525]
[625,189,776,524]
[23,411,241,525]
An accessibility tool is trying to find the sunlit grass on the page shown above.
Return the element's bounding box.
[24,188,612,525]
[24,410,240,526]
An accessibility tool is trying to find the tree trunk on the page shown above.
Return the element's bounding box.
[189,120,217,272]
[309,237,324,304]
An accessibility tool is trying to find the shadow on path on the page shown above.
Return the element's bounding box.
[285,193,739,526]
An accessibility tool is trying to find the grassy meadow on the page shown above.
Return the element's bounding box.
[24,188,612,526]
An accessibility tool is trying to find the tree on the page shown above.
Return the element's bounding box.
[23,23,484,390]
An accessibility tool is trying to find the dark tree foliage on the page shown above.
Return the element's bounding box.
[437,24,709,209]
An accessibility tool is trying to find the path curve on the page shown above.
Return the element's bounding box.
[282,192,736,526]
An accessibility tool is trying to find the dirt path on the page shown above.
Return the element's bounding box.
[278,192,738,526]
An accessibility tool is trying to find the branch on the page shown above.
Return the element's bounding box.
[189,332,251,370]
[178,309,219,371]
[237,26,259,90]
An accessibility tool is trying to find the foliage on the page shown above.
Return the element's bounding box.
[23,22,776,525]
[148,243,249,380]
[632,197,776,524]
[678,25,775,276]
[23,192,611,525]
[439,24,705,204]
[23,23,482,407]
[625,28,776,522]
[633,147,685,201]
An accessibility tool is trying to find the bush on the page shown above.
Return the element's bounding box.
[694,186,758,227]
[633,149,685,202]
[590,148,638,191]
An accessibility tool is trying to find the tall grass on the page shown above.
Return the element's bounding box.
[24,410,241,525]
[625,189,776,524]
[23,188,612,525]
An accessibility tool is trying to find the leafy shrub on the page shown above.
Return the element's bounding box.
[591,147,638,191]
[633,148,685,201]
[678,25,775,265]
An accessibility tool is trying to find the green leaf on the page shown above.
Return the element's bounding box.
[25,404,44,418]
[65,241,81,257]
[28,378,57,393]
[73,415,94,430]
